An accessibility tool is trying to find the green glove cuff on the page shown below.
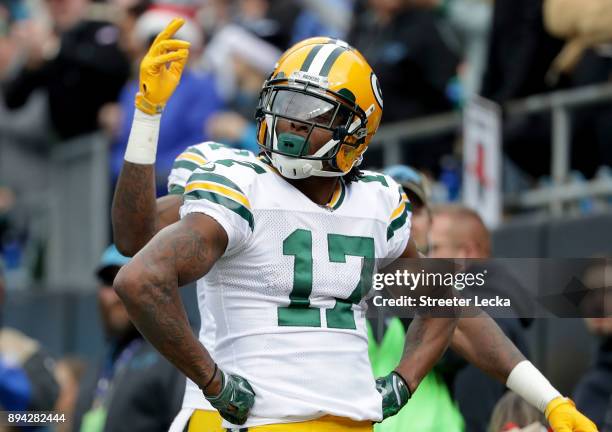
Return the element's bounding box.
[376,371,412,420]
[204,370,256,425]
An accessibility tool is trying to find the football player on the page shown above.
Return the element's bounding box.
[111,37,319,432]
[113,19,598,432]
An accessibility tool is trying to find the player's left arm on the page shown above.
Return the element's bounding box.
[376,238,459,420]
[395,239,459,394]
[451,308,598,431]
[400,243,598,431]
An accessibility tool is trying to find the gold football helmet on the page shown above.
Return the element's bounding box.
[256,37,383,179]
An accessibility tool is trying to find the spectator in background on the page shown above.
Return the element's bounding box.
[488,392,546,432]
[429,205,490,258]
[429,205,533,432]
[0,0,55,147]
[481,0,562,103]
[0,260,59,416]
[289,0,353,44]
[544,0,612,175]
[1,0,130,141]
[349,0,459,123]
[432,0,493,97]
[232,0,300,50]
[348,0,459,174]
[54,357,86,432]
[234,0,350,47]
[72,245,184,432]
[573,261,612,430]
[108,7,223,193]
[289,0,352,46]
[384,165,432,254]
[203,24,281,153]
[480,0,564,179]
[197,0,234,39]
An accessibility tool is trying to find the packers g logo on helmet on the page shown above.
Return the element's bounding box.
[255,38,383,179]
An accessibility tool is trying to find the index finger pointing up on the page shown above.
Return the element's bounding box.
[152,17,186,46]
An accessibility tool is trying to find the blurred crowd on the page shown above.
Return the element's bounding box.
[2,0,612,272]
[2,0,612,178]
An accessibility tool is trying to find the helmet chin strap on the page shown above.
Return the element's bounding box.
[271,154,345,179]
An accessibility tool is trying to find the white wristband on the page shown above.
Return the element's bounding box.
[124,109,161,164]
[506,360,562,413]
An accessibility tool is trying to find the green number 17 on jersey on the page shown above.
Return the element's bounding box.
[278,229,375,330]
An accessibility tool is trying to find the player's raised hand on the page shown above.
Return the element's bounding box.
[375,371,411,420]
[205,370,256,425]
[546,397,598,432]
[135,18,190,115]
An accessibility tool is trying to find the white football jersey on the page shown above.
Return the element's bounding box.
[166,142,257,411]
[179,155,412,428]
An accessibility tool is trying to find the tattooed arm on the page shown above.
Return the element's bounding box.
[451,310,525,382]
[400,241,525,382]
[112,162,183,256]
[396,315,458,392]
[394,239,459,393]
[113,212,227,394]
[394,246,597,429]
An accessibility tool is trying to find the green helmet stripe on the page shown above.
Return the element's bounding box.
[319,46,344,77]
[300,44,323,71]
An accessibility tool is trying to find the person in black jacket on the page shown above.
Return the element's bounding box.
[2,0,129,140]
[349,0,459,123]
[480,0,564,179]
[71,245,184,432]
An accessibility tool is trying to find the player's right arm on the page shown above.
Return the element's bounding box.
[111,18,189,256]
[113,142,223,256]
[112,19,189,256]
[112,163,182,256]
[112,21,256,425]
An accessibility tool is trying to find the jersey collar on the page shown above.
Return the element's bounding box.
[325,180,346,211]
[259,154,347,211]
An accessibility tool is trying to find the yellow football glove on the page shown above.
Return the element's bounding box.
[135,18,190,115]
[545,397,598,432]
